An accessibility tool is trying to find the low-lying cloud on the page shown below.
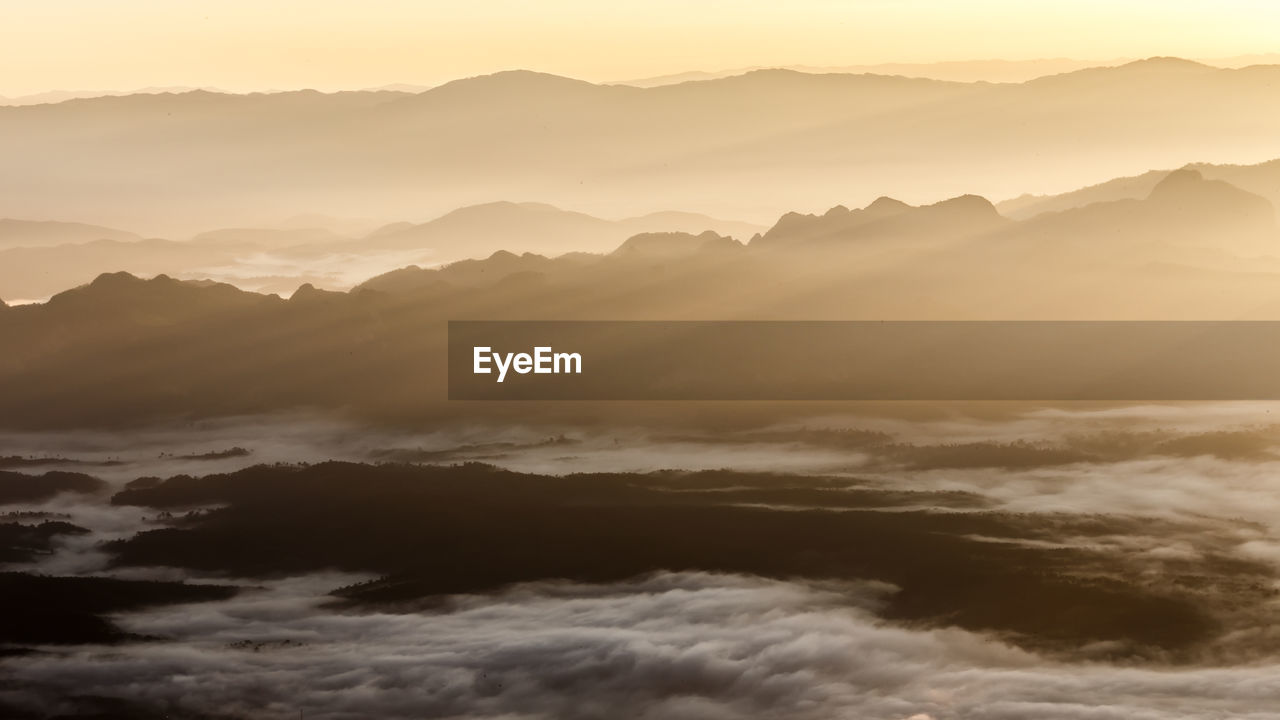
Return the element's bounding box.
[5,572,1280,720]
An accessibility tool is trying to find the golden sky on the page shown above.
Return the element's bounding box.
[2,0,1279,95]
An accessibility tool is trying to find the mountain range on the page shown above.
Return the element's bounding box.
[4,59,1280,236]
[2,165,1278,427]
[0,203,762,301]
[999,158,1280,219]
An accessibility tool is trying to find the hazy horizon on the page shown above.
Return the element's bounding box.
[6,54,1280,104]
[4,1,1280,96]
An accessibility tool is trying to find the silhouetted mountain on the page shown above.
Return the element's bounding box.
[0,572,236,646]
[0,239,241,301]
[0,202,761,301]
[106,461,1250,657]
[2,170,1280,427]
[0,521,89,564]
[0,470,104,504]
[752,195,1005,249]
[288,282,346,304]
[23,273,280,342]
[611,231,743,258]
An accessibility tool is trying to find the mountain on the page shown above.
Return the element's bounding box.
[7,60,1280,234]
[0,239,247,302]
[41,271,275,322]
[0,87,212,106]
[356,201,763,260]
[952,170,1278,272]
[617,59,1118,87]
[0,219,140,249]
[752,195,1006,250]
[0,203,761,302]
[1000,158,1280,220]
[3,171,1280,428]
[611,231,743,258]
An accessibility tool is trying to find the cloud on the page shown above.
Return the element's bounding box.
[5,572,1280,720]
[8,405,1280,717]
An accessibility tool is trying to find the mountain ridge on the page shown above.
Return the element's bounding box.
[7,58,1280,234]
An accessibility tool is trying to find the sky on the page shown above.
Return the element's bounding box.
[1,0,1279,95]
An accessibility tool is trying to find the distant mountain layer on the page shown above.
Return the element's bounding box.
[0,202,764,301]
[616,56,1280,87]
[616,59,1115,86]
[357,202,762,256]
[999,159,1280,219]
[4,60,1280,234]
[0,219,139,249]
[1,169,1278,428]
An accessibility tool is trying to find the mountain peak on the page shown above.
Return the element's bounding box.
[754,193,1003,248]
[45,272,269,319]
[289,283,344,303]
[865,196,911,214]
[1150,167,1206,195]
[1031,56,1217,86]
[424,70,613,100]
[931,194,1000,216]
[612,230,741,258]
[1121,57,1215,72]
[88,270,146,288]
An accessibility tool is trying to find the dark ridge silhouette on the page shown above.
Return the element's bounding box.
[611,231,742,258]
[0,238,246,301]
[0,456,121,470]
[0,521,89,563]
[751,194,1005,248]
[44,272,277,321]
[0,171,1277,428]
[107,462,1270,659]
[0,572,237,646]
[0,471,105,504]
[287,283,344,304]
[176,447,252,461]
[0,200,764,301]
